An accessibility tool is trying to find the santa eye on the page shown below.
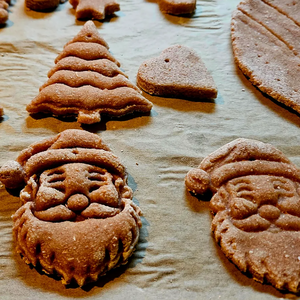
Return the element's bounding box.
[48,174,65,184]
[237,191,254,202]
[272,180,289,190]
[272,179,295,199]
[89,184,101,193]
[51,184,66,194]
[234,183,254,202]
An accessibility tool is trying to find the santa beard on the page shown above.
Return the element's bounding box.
[212,210,300,293]
[12,199,142,286]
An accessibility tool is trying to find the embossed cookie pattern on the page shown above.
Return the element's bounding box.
[185,138,300,293]
[231,0,300,115]
[26,21,153,124]
[0,129,142,286]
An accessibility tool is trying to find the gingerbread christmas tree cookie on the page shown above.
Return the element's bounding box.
[26,21,153,124]
[185,138,300,293]
[0,129,142,286]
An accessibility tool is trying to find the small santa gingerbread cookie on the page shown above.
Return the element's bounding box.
[0,129,142,286]
[185,138,300,293]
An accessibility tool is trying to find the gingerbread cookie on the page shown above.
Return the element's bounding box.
[0,105,3,117]
[231,0,300,116]
[0,0,9,24]
[0,129,142,286]
[158,0,196,15]
[69,0,119,20]
[25,0,61,11]
[26,21,152,124]
[137,45,217,100]
[185,138,300,293]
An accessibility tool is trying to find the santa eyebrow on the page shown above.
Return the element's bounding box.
[231,182,254,200]
[232,180,252,191]
[88,171,107,181]
[235,191,254,203]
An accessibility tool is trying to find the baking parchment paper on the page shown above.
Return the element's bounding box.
[1,0,300,299]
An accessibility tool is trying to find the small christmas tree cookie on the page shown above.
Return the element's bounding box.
[27,21,152,124]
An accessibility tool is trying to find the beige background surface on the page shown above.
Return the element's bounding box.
[1,0,300,299]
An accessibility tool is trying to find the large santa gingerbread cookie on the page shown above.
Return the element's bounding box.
[185,138,300,293]
[0,129,142,286]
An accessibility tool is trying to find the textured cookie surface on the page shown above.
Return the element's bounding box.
[69,0,120,20]
[231,0,300,115]
[0,129,142,286]
[158,0,196,15]
[185,138,300,293]
[26,21,152,124]
[137,45,217,100]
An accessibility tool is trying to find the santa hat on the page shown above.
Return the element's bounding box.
[185,138,300,195]
[0,129,125,189]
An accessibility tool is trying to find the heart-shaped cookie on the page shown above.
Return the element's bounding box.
[137,45,218,100]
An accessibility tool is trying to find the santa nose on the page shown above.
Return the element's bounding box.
[67,194,89,212]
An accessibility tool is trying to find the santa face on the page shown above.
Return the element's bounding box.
[24,163,126,222]
[13,161,140,286]
[211,175,300,232]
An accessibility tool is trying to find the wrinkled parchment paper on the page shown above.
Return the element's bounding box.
[1,0,300,299]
